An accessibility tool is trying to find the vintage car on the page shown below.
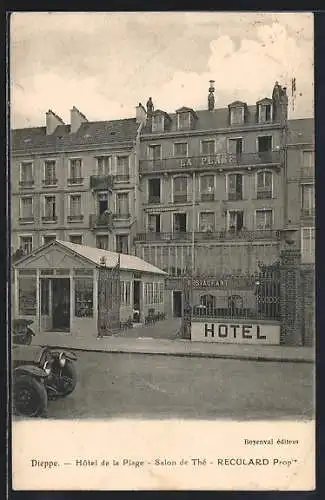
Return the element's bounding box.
[12,344,77,417]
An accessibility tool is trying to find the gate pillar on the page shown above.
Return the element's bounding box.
[181,277,192,339]
[280,249,302,345]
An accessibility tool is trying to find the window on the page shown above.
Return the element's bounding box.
[44,160,57,185]
[228,210,244,232]
[148,214,160,233]
[228,138,243,156]
[97,156,110,176]
[68,194,82,221]
[301,184,315,217]
[302,151,314,168]
[144,282,164,305]
[173,213,187,233]
[20,197,33,220]
[174,142,188,157]
[228,174,243,201]
[116,234,129,253]
[258,104,272,123]
[199,212,215,232]
[152,114,164,132]
[230,107,244,125]
[200,175,215,201]
[96,235,109,250]
[116,156,129,182]
[98,192,108,215]
[69,235,83,245]
[148,144,161,164]
[256,209,273,229]
[201,140,215,156]
[120,281,131,306]
[69,159,83,184]
[19,275,36,315]
[148,178,161,204]
[257,171,273,199]
[301,227,315,263]
[43,196,57,221]
[19,236,33,254]
[43,235,56,245]
[258,136,272,153]
[173,176,188,203]
[116,193,129,217]
[75,278,93,317]
[20,162,33,186]
[177,112,190,130]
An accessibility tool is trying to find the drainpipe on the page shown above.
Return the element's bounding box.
[134,120,145,256]
[191,171,196,275]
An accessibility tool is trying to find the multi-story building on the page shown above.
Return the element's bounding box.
[134,82,314,317]
[11,105,147,257]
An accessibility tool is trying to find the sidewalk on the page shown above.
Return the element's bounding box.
[33,330,315,363]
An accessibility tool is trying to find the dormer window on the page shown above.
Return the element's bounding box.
[152,114,164,132]
[228,101,246,126]
[257,99,273,124]
[177,112,191,130]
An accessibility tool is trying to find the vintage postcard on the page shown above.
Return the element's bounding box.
[10,11,315,491]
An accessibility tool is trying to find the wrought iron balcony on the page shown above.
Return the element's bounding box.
[114,174,130,183]
[89,212,114,229]
[42,215,58,222]
[173,194,188,203]
[139,151,281,174]
[201,193,215,202]
[148,195,161,204]
[134,229,281,243]
[67,177,84,185]
[19,180,34,188]
[228,192,243,201]
[90,175,113,190]
[256,189,273,200]
[42,178,58,186]
[67,214,84,222]
[301,208,315,218]
[113,212,131,220]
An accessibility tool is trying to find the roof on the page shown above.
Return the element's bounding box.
[14,240,167,276]
[11,118,139,153]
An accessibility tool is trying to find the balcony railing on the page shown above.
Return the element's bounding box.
[42,178,58,186]
[42,216,58,222]
[90,175,114,190]
[19,216,34,223]
[89,213,114,229]
[67,214,84,222]
[228,192,243,201]
[301,208,315,218]
[148,195,161,204]
[173,194,188,203]
[67,177,84,185]
[139,151,281,174]
[201,193,215,202]
[134,229,281,243]
[113,212,131,220]
[257,189,273,200]
[19,180,34,188]
[114,174,130,183]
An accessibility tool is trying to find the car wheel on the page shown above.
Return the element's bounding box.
[14,376,48,417]
[56,360,77,397]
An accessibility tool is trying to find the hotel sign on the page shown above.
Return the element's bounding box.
[179,154,234,169]
[192,276,257,290]
[191,322,280,345]
[192,279,228,289]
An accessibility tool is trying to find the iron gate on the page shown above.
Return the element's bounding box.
[97,256,121,336]
[181,262,280,336]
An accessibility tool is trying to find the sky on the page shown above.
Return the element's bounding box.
[10,12,314,129]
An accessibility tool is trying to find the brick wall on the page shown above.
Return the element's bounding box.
[300,264,315,346]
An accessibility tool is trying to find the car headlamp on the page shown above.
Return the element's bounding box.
[59,352,66,367]
[43,360,51,376]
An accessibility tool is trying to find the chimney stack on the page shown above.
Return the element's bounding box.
[70,106,88,134]
[46,110,65,135]
[136,103,147,125]
[208,80,215,111]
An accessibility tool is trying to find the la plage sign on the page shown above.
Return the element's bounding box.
[191,322,280,345]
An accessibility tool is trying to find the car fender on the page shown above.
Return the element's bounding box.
[50,350,77,362]
[14,365,48,379]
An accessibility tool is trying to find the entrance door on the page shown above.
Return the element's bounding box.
[173,291,182,317]
[52,278,70,331]
[133,280,141,322]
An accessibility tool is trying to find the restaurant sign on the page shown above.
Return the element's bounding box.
[191,322,280,345]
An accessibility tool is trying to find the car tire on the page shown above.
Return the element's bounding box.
[57,360,77,397]
[14,376,48,417]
